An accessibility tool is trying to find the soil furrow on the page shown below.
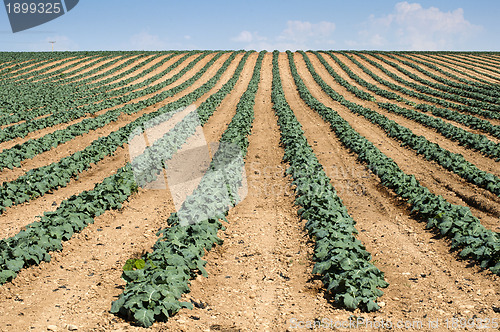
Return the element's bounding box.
[164,51,339,332]
[306,53,500,175]
[292,53,500,231]
[0,53,235,238]
[0,53,217,154]
[0,51,256,332]
[314,53,500,144]
[423,54,500,84]
[279,51,500,332]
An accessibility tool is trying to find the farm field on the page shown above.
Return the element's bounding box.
[0,50,499,331]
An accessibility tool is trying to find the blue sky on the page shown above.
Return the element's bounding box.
[0,0,498,51]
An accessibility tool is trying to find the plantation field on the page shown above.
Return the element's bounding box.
[0,50,499,331]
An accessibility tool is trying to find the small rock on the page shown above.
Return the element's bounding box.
[249,293,256,299]
[378,302,386,307]
[484,289,495,296]
[47,325,58,331]
[65,324,78,331]
[392,297,400,301]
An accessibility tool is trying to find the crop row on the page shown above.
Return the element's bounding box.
[0,52,244,214]
[0,53,95,83]
[273,51,387,312]
[110,51,265,327]
[368,52,499,105]
[298,51,500,196]
[2,53,170,115]
[317,52,500,139]
[435,54,500,81]
[0,52,191,127]
[377,102,500,161]
[0,51,211,141]
[0,54,149,112]
[286,51,500,276]
[0,51,251,286]
[340,52,500,120]
[386,53,500,97]
[408,53,500,88]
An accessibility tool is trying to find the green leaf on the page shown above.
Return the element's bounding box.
[123,258,145,271]
[343,293,357,309]
[133,308,155,328]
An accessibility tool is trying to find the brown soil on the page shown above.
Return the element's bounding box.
[7,57,77,81]
[304,53,500,175]
[30,57,105,83]
[87,55,156,85]
[380,54,464,86]
[421,54,500,84]
[357,53,474,111]
[292,52,500,231]
[451,55,500,78]
[345,53,500,127]
[311,52,500,144]
[0,53,215,152]
[58,56,122,80]
[390,54,465,85]
[0,52,499,332]
[65,55,144,83]
[453,55,500,71]
[406,54,488,84]
[0,53,240,239]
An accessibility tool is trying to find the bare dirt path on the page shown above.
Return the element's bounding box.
[0,51,257,332]
[333,52,443,109]
[390,54,465,85]
[30,57,107,83]
[87,54,155,85]
[346,52,500,127]
[316,53,500,144]
[359,53,476,110]
[64,54,145,85]
[406,54,490,84]
[452,55,500,77]
[379,54,467,87]
[159,51,340,332]
[0,54,181,133]
[465,55,500,68]
[0,53,216,157]
[0,52,498,332]
[291,53,500,232]
[7,56,78,81]
[422,54,500,85]
[44,56,122,83]
[305,53,500,176]
[0,52,238,241]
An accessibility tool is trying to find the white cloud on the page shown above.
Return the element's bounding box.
[279,21,335,46]
[231,30,267,44]
[232,31,253,43]
[231,20,336,51]
[129,31,167,50]
[357,2,481,50]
